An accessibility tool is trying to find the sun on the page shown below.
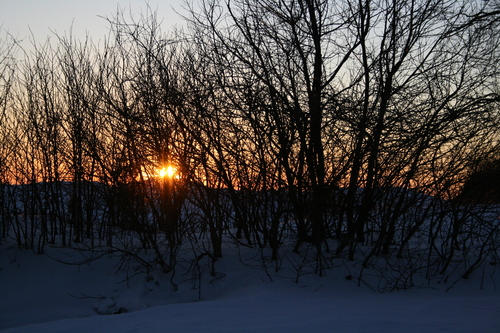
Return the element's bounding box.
[158,165,177,179]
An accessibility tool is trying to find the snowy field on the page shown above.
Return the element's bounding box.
[1,237,499,333]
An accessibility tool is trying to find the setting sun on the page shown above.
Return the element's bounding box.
[158,165,177,178]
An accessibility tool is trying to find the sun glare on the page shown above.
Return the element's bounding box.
[158,165,177,179]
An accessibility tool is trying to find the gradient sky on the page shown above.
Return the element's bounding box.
[0,0,188,46]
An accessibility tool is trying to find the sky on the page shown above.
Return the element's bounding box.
[0,0,188,47]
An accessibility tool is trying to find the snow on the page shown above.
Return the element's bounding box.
[1,239,499,333]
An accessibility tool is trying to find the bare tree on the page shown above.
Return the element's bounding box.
[185,0,500,279]
[1,0,498,289]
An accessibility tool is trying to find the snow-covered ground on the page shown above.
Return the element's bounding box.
[1,238,499,333]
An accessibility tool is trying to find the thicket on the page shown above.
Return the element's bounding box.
[1,0,500,291]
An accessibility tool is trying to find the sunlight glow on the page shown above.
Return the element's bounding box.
[158,165,177,179]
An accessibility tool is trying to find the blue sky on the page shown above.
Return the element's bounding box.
[0,0,187,45]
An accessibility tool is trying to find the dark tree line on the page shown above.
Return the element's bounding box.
[1,0,500,290]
